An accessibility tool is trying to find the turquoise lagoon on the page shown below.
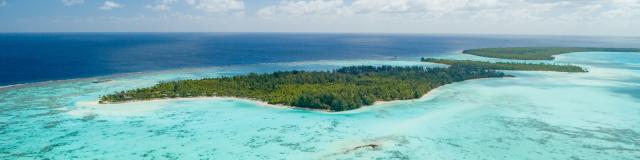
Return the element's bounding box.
[1,52,639,159]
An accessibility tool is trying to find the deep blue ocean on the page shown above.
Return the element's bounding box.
[2,33,640,86]
[2,33,640,159]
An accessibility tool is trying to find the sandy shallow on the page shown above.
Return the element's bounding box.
[1,52,640,159]
[71,97,297,117]
[83,85,448,116]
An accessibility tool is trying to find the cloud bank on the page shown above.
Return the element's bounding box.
[255,0,640,21]
[2,0,640,36]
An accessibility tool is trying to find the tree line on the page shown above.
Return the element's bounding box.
[463,47,640,60]
[100,65,507,111]
[421,58,587,72]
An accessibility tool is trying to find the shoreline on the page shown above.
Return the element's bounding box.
[93,96,420,113]
[91,78,494,114]
[94,96,330,112]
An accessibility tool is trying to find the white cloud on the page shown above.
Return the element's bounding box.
[146,0,178,11]
[62,0,84,6]
[601,0,640,18]
[145,0,245,13]
[257,0,349,17]
[258,0,640,21]
[349,0,526,18]
[257,6,277,17]
[186,0,245,13]
[247,0,640,37]
[607,0,640,6]
[15,0,638,36]
[100,1,123,10]
[276,0,345,15]
[351,0,411,13]
[0,0,6,7]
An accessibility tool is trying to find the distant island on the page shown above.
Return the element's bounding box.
[100,65,507,111]
[422,58,587,72]
[463,47,640,60]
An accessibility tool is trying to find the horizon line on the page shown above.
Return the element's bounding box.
[0,31,638,38]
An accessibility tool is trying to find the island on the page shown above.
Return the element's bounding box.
[463,47,640,60]
[421,58,587,72]
[100,65,507,111]
[100,48,594,111]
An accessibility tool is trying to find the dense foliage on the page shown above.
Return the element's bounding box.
[422,58,587,72]
[463,47,640,60]
[100,65,506,111]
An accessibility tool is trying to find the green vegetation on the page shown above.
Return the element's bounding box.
[101,54,591,111]
[100,65,507,111]
[463,47,640,60]
[422,58,587,72]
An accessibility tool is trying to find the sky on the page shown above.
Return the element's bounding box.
[0,0,639,36]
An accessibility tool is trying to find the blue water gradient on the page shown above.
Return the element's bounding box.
[3,33,640,86]
[1,51,639,159]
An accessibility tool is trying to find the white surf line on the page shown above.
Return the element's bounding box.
[67,96,303,117]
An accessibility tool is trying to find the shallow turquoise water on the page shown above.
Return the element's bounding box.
[1,53,639,159]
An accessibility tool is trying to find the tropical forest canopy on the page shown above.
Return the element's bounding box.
[100,65,507,111]
[463,47,640,60]
[422,58,587,72]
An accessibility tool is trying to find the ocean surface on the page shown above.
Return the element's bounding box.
[1,33,640,159]
[2,33,640,86]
